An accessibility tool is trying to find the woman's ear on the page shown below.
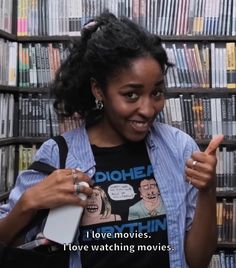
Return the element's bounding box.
[90,78,104,101]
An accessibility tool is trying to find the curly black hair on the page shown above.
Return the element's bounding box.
[51,12,172,125]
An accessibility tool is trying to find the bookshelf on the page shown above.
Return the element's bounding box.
[0,29,16,41]
[0,0,16,196]
[16,35,236,43]
[0,0,235,267]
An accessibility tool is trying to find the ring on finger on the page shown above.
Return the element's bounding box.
[188,178,192,185]
[72,169,77,184]
[192,160,198,170]
[75,184,81,194]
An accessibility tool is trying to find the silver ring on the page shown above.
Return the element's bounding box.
[188,178,192,185]
[72,169,77,184]
[192,160,198,170]
[75,184,81,194]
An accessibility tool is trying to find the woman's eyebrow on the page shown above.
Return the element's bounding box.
[155,79,165,86]
[122,79,165,89]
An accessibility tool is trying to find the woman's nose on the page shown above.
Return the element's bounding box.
[138,98,156,118]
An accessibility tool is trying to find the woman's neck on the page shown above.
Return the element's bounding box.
[87,120,125,147]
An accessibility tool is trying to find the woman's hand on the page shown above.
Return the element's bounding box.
[185,134,224,191]
[22,169,93,211]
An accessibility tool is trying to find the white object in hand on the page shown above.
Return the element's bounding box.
[43,181,89,245]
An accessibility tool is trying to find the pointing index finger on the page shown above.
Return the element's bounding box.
[204,134,224,155]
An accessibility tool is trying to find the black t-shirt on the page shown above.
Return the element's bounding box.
[79,140,170,268]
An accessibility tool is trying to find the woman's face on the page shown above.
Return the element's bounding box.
[85,188,102,217]
[100,56,165,144]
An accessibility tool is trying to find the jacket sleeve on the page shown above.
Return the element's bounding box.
[0,138,59,219]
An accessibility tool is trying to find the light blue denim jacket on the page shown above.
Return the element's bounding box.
[0,122,199,268]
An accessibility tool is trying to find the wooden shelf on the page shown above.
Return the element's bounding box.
[196,139,236,146]
[0,137,48,146]
[217,242,236,248]
[18,87,51,94]
[161,35,236,42]
[0,136,235,146]
[0,137,18,146]
[0,85,50,94]
[0,29,16,41]
[166,88,236,95]
[1,85,235,95]
[16,35,236,43]
[0,85,19,93]
[1,29,236,43]
[0,32,78,42]
[17,35,78,42]
[16,137,49,143]
[216,192,236,198]
[0,191,10,202]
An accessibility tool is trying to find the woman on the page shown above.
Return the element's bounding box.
[0,12,223,268]
[81,185,121,225]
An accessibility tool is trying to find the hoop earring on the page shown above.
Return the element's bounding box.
[95,99,104,110]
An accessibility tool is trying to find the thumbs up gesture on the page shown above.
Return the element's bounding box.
[185,134,224,191]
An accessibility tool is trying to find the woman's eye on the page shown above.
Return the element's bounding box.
[126,92,139,99]
[152,89,163,97]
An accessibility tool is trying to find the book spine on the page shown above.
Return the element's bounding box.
[232,95,236,139]
[226,43,236,89]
